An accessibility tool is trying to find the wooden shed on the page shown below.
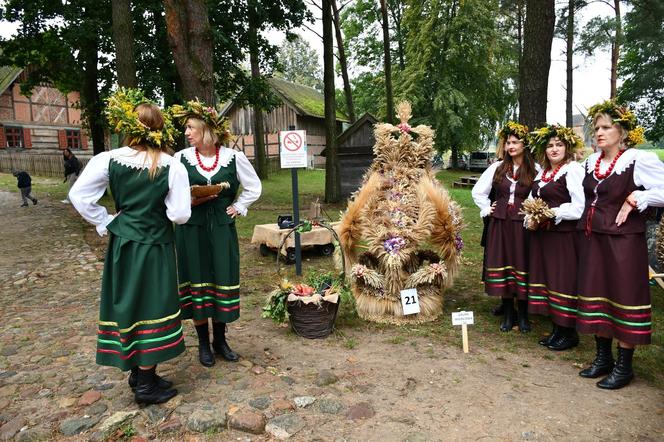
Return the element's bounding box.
[323,112,377,197]
[220,77,348,168]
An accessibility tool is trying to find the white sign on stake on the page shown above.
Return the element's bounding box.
[279,130,308,169]
[451,311,474,326]
[451,311,474,353]
[400,288,420,315]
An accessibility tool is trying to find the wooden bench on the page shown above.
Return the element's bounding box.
[453,175,479,189]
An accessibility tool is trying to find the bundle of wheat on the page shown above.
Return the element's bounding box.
[519,198,556,231]
[338,101,463,324]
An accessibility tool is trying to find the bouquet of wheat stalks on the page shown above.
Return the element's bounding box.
[519,198,555,231]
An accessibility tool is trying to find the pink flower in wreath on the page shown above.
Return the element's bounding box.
[397,122,411,133]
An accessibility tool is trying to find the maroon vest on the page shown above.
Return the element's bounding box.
[491,174,530,221]
[532,174,576,232]
[576,162,645,235]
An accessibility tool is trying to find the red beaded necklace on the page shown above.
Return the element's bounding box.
[508,164,518,181]
[540,162,564,183]
[195,147,220,172]
[593,149,624,180]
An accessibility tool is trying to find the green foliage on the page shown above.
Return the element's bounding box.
[1,0,114,151]
[618,0,664,141]
[400,0,518,156]
[340,0,384,74]
[229,0,311,112]
[577,15,618,56]
[262,270,350,324]
[275,36,323,91]
[262,286,290,323]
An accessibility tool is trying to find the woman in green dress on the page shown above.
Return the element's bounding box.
[70,94,191,404]
[171,101,261,367]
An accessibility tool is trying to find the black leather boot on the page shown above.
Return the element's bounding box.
[134,366,178,405]
[547,326,579,351]
[539,324,559,346]
[212,322,239,362]
[579,336,614,378]
[500,298,516,332]
[128,366,173,391]
[492,302,504,316]
[597,346,634,389]
[517,300,531,333]
[195,323,215,367]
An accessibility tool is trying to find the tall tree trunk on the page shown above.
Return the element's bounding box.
[388,0,405,71]
[163,0,214,104]
[516,0,524,121]
[566,0,574,127]
[151,3,182,107]
[610,0,621,99]
[380,0,394,124]
[112,0,137,88]
[519,0,555,129]
[323,0,340,203]
[80,24,104,154]
[331,0,355,123]
[249,15,268,180]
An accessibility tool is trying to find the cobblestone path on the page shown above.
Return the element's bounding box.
[1,190,663,441]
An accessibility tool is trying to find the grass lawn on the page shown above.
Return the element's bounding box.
[1,168,663,387]
[650,149,664,161]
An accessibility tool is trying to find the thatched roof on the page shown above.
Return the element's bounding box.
[267,77,347,122]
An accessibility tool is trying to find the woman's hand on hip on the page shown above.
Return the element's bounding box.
[226,206,239,218]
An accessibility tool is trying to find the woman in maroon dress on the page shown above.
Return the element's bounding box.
[526,125,585,351]
[576,101,664,389]
[472,122,539,332]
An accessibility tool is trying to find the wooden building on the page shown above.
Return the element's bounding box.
[323,112,377,197]
[0,66,89,154]
[220,77,348,167]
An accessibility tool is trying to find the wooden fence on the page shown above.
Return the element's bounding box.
[0,152,91,178]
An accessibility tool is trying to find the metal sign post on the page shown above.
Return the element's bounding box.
[282,125,305,276]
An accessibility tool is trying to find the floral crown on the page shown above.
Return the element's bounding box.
[498,121,529,142]
[105,87,178,149]
[587,100,646,147]
[169,99,232,145]
[529,124,584,158]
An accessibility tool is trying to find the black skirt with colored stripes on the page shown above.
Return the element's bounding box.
[527,229,578,327]
[576,231,652,345]
[484,218,529,299]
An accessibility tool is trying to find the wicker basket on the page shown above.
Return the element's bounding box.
[286,298,339,339]
[276,222,344,339]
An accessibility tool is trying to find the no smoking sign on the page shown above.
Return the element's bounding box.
[283,131,303,152]
[280,130,308,168]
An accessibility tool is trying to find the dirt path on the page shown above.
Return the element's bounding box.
[0,189,663,441]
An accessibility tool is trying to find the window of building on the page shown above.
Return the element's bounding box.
[5,126,23,148]
[66,129,81,149]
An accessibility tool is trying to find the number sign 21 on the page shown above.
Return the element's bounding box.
[400,288,421,315]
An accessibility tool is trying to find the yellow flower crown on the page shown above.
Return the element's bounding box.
[587,100,646,147]
[498,121,529,142]
[169,99,232,145]
[105,87,178,149]
[529,124,584,158]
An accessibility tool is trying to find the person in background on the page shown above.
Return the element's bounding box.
[12,170,38,207]
[69,90,191,404]
[61,148,82,204]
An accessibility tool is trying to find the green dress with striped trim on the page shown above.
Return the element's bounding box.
[96,159,186,370]
[175,155,241,322]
